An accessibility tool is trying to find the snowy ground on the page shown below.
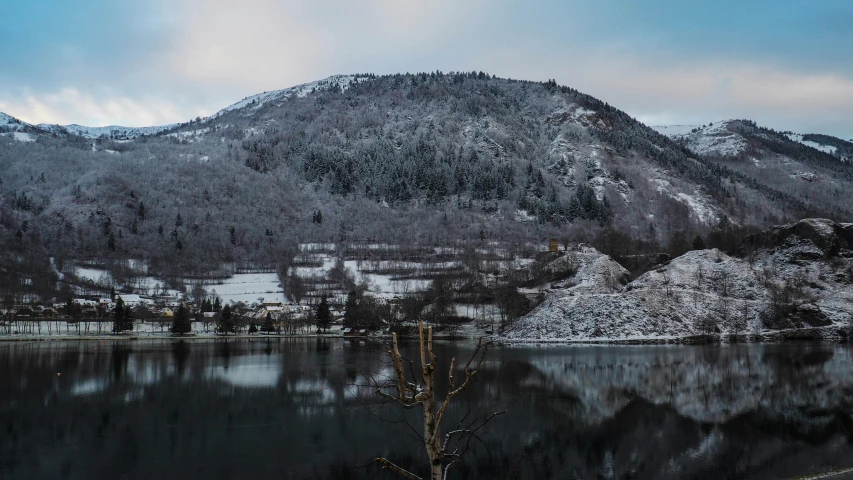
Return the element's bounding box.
[786,133,838,155]
[200,273,286,306]
[502,220,853,342]
[650,125,701,137]
[76,266,112,284]
[654,121,747,157]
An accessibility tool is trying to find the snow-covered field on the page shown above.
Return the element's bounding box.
[76,266,112,284]
[786,133,838,155]
[200,273,286,305]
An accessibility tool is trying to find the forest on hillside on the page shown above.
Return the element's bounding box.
[1,72,851,302]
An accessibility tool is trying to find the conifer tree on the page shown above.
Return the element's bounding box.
[217,304,235,335]
[315,295,331,333]
[113,297,126,333]
[171,304,191,335]
[261,312,275,333]
[123,304,133,332]
[342,290,361,328]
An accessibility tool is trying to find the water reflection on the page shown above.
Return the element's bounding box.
[0,341,851,479]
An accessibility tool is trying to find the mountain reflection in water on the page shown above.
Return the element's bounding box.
[1,340,852,479]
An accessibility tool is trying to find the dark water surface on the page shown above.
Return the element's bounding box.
[2,339,853,479]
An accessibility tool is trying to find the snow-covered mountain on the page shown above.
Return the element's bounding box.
[0,111,176,140]
[3,72,853,287]
[654,119,853,163]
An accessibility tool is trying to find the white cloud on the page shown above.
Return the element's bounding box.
[1,0,851,138]
[168,0,335,93]
[0,88,185,127]
[485,46,853,136]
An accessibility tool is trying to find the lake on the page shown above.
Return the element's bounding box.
[1,339,852,479]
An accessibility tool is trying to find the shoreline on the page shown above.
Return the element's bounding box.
[0,333,344,342]
[0,327,848,345]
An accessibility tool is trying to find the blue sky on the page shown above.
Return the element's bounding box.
[1,0,851,138]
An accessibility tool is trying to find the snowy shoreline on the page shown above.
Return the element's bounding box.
[0,325,846,344]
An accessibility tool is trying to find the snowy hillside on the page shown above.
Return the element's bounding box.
[649,124,701,137]
[3,72,853,295]
[0,112,25,130]
[786,133,837,155]
[53,123,177,139]
[656,120,748,157]
[501,218,853,342]
[208,74,372,119]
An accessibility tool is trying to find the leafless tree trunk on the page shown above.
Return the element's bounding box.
[374,321,502,480]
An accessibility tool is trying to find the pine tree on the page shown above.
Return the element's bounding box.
[343,291,361,328]
[113,297,126,333]
[248,323,258,334]
[692,235,706,251]
[213,297,222,312]
[217,304,235,335]
[315,295,331,333]
[261,313,275,333]
[171,304,191,335]
[123,304,133,332]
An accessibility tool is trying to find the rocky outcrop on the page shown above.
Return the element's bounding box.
[501,219,853,342]
[738,218,853,259]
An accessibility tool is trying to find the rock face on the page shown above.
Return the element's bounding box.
[739,218,853,259]
[501,219,853,342]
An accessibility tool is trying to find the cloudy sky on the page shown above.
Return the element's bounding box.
[1,0,851,138]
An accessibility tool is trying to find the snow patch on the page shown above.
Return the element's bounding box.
[658,121,747,157]
[10,132,35,143]
[200,273,287,306]
[210,74,371,119]
[786,133,838,155]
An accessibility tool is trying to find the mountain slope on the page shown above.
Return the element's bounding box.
[1,72,852,287]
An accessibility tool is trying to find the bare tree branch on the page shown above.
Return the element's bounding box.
[373,321,502,480]
[374,457,423,480]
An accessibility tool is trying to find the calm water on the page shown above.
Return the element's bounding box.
[1,339,852,480]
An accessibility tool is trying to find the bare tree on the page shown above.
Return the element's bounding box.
[660,269,673,302]
[694,264,705,291]
[696,313,718,337]
[374,322,503,480]
[728,298,749,341]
